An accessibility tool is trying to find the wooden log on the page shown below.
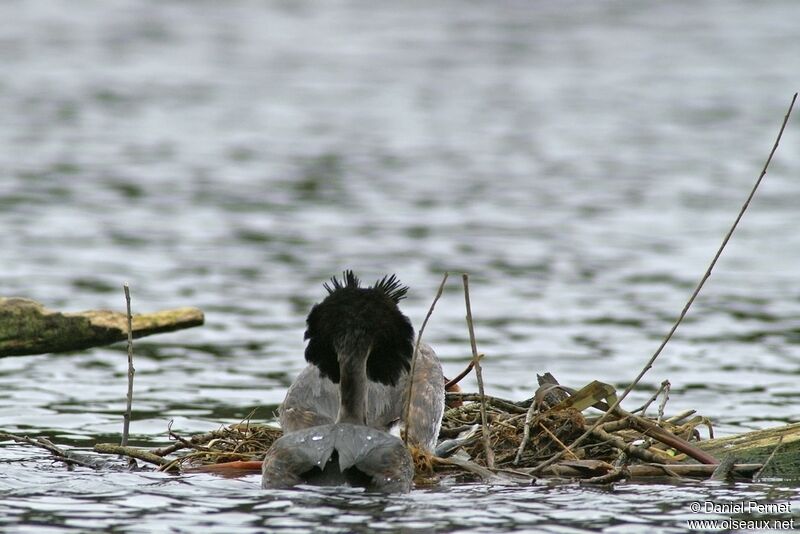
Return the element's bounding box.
[540,461,761,479]
[627,462,761,479]
[694,422,800,477]
[0,297,204,357]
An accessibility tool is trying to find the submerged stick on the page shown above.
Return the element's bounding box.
[121,284,135,448]
[462,273,494,468]
[0,431,97,469]
[532,93,797,474]
[402,272,448,445]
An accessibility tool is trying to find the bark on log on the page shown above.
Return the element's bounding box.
[0,297,204,357]
[541,461,761,479]
[694,422,800,477]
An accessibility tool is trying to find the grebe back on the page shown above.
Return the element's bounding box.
[263,272,422,492]
[278,273,445,453]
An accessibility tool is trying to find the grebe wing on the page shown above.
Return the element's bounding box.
[402,342,445,452]
[278,343,444,453]
[280,364,405,433]
[279,365,338,433]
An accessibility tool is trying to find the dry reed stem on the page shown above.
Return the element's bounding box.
[121,283,135,448]
[402,272,448,445]
[532,92,798,474]
[610,406,717,464]
[462,273,494,468]
[538,422,580,461]
[513,396,538,465]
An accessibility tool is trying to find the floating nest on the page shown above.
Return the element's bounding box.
[94,372,749,484]
[162,423,283,472]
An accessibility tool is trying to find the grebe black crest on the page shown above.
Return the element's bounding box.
[304,271,414,386]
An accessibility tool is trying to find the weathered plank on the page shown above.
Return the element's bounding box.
[0,297,204,357]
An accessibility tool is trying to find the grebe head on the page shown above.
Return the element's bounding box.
[304,270,414,387]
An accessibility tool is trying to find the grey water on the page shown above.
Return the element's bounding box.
[2,1,800,532]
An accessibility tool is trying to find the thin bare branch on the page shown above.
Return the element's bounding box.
[402,272,448,444]
[532,92,797,474]
[121,283,135,448]
[462,273,494,468]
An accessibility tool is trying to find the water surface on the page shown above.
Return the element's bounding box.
[2,1,800,531]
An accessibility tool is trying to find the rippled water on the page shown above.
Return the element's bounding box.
[2,1,800,531]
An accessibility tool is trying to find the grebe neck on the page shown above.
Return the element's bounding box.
[335,347,369,425]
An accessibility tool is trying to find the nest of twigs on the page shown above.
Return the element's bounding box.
[90,372,736,483]
[161,423,283,472]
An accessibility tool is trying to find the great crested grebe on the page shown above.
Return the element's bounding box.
[262,271,445,492]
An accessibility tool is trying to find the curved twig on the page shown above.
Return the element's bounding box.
[444,361,475,389]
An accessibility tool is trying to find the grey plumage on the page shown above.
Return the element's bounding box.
[262,423,413,493]
[279,342,444,453]
[262,272,444,493]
